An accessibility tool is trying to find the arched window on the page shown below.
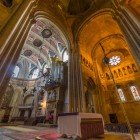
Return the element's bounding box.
[130,86,140,101]
[63,50,68,62]
[13,66,20,77]
[32,69,39,79]
[57,43,64,52]
[117,88,126,102]
[43,64,49,73]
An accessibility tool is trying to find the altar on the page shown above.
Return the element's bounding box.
[58,112,104,139]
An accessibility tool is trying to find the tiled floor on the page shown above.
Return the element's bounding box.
[0,125,139,140]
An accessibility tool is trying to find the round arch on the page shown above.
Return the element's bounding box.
[23,94,34,105]
[75,8,115,41]
[34,10,71,52]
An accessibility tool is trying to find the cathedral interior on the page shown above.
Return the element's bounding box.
[0,0,140,139]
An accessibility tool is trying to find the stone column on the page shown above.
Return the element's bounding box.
[68,41,84,112]
[0,0,38,105]
[113,2,140,65]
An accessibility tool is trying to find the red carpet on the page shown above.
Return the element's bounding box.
[4,130,59,140]
[39,132,61,140]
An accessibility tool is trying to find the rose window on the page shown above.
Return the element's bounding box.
[109,56,121,66]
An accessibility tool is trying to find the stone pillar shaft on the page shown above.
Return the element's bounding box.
[113,4,140,65]
[0,0,37,104]
[68,42,83,112]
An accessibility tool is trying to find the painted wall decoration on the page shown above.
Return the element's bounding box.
[118,69,123,77]
[105,63,138,80]
[132,64,138,72]
[41,29,52,38]
[113,70,118,78]
[81,54,93,71]
[24,50,32,57]
[33,39,43,47]
[122,67,127,75]
[127,66,133,74]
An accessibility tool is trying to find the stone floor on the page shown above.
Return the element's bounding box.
[0,125,139,140]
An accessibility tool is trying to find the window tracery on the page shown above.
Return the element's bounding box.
[117,88,126,102]
[63,50,68,62]
[130,86,140,101]
[13,66,20,77]
[109,56,121,66]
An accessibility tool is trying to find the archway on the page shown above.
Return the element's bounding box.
[6,15,70,123]
[77,10,140,124]
[21,94,34,118]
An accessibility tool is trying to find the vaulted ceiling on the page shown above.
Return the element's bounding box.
[54,0,109,15]
[17,18,68,72]
[78,11,137,80]
[79,13,122,62]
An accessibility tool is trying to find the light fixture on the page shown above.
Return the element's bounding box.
[103,56,110,65]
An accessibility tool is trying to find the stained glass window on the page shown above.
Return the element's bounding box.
[130,86,140,100]
[63,50,68,62]
[13,66,20,77]
[43,64,49,73]
[109,56,121,66]
[117,88,126,102]
[32,69,39,79]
